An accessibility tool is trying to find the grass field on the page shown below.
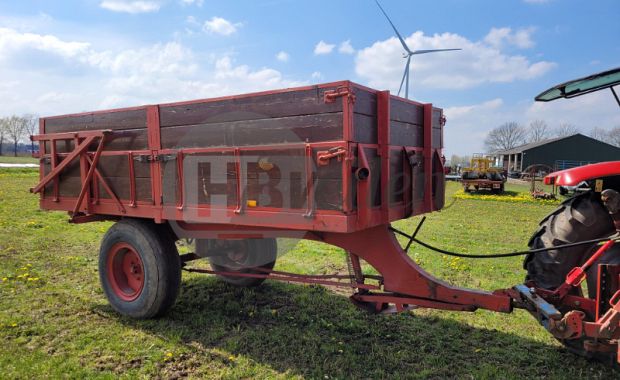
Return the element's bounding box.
[0,155,39,164]
[0,169,617,379]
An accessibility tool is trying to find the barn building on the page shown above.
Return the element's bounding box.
[491,133,620,172]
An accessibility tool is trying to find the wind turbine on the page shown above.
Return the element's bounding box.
[375,0,461,99]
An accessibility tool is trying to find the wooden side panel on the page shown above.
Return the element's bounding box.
[159,87,342,127]
[43,155,152,202]
[159,148,343,211]
[159,114,343,149]
[45,129,149,153]
[45,109,147,133]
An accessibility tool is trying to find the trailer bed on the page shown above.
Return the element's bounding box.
[34,81,445,233]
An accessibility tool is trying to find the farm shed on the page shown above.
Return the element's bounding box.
[490,133,620,172]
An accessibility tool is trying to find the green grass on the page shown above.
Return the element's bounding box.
[0,171,617,379]
[0,155,38,164]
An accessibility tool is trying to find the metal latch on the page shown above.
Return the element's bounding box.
[156,154,176,162]
[317,147,347,166]
[133,154,176,163]
[324,87,356,103]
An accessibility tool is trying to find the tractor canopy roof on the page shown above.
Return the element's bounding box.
[535,66,620,102]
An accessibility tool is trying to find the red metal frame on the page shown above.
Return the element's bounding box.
[544,161,620,186]
[516,238,620,361]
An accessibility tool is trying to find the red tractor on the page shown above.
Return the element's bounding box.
[521,67,620,363]
[30,68,620,365]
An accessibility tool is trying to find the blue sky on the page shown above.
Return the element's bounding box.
[0,0,618,155]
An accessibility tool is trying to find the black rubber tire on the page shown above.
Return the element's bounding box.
[524,192,614,292]
[524,192,618,363]
[99,218,181,319]
[196,238,277,287]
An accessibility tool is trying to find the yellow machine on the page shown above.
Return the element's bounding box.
[461,154,506,193]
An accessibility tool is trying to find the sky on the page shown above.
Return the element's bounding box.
[0,0,619,155]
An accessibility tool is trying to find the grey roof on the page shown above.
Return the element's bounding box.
[492,134,577,155]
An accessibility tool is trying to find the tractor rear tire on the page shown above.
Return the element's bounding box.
[524,192,618,364]
[196,238,277,287]
[99,219,181,319]
[524,192,614,292]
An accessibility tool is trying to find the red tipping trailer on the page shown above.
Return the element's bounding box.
[32,80,510,314]
[34,81,447,232]
[31,77,620,365]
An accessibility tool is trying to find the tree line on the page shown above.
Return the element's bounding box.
[484,120,620,152]
[0,115,38,156]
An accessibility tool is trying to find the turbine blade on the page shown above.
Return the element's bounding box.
[411,48,462,55]
[375,0,412,54]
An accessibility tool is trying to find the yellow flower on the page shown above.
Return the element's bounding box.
[10,323,17,327]
[228,355,235,361]
[165,352,173,358]
[1,278,7,282]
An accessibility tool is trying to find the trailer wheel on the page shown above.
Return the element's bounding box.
[99,219,181,319]
[524,192,618,362]
[196,238,277,287]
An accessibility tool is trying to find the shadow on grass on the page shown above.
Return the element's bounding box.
[103,276,617,378]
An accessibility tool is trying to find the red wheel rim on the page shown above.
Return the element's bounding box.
[106,242,144,301]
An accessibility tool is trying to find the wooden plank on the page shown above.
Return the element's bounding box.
[389,149,405,204]
[352,87,377,117]
[352,113,377,144]
[45,109,147,133]
[390,98,424,125]
[43,176,152,202]
[45,155,151,178]
[44,128,149,153]
[390,121,424,147]
[159,87,343,128]
[160,113,343,149]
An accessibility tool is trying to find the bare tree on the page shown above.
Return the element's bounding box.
[589,127,611,143]
[484,122,527,152]
[6,116,25,156]
[554,123,580,137]
[0,117,6,156]
[528,119,550,143]
[22,114,39,153]
[609,126,620,147]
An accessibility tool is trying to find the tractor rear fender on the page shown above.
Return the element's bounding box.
[544,161,620,186]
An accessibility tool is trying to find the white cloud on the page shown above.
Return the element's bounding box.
[355,29,556,92]
[99,1,161,14]
[526,91,620,129]
[484,27,536,49]
[443,98,513,155]
[442,91,620,155]
[311,71,322,80]
[338,40,355,54]
[0,27,304,116]
[0,27,90,59]
[276,51,289,62]
[314,40,335,55]
[203,16,241,36]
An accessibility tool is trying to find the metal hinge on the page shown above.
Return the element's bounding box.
[324,87,356,104]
